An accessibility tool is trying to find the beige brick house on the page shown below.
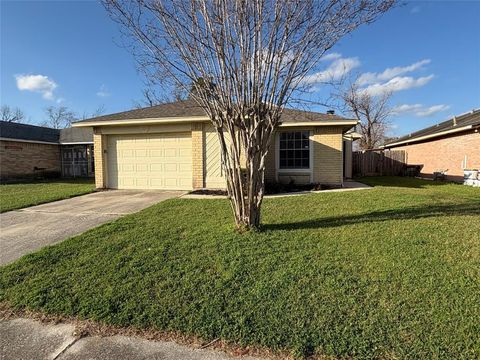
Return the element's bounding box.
[383,109,480,181]
[73,99,357,190]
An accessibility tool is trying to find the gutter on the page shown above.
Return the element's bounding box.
[384,125,474,148]
[72,116,210,127]
[59,142,94,145]
[0,137,59,145]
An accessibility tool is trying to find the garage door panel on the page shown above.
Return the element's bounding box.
[107,133,192,190]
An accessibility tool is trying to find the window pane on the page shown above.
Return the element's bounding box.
[279,131,311,169]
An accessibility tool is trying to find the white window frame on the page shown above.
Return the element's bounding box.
[275,130,313,182]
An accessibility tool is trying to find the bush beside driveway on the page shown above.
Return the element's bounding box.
[1,177,479,359]
[0,179,95,213]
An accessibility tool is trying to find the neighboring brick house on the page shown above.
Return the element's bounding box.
[73,99,358,190]
[383,109,480,181]
[0,121,94,181]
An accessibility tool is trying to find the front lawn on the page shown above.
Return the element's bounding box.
[1,177,479,358]
[0,178,95,213]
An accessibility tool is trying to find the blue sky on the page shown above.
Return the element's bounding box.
[1,0,479,136]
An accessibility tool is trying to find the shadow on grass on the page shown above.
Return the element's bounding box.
[356,176,456,189]
[263,202,480,231]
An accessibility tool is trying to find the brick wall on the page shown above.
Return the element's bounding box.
[0,140,61,180]
[393,130,480,181]
[264,139,276,183]
[191,123,204,189]
[313,126,343,184]
[93,132,106,188]
[263,127,344,186]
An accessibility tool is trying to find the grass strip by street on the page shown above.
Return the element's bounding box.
[0,179,95,213]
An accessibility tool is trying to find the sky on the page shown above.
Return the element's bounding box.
[1,0,479,137]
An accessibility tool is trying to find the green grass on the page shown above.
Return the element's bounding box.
[0,178,95,213]
[1,177,479,359]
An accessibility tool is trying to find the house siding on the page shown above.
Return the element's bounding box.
[0,140,60,180]
[389,130,480,181]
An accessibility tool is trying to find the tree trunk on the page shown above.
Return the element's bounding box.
[215,117,272,231]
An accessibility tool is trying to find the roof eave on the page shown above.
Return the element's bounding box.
[73,117,358,128]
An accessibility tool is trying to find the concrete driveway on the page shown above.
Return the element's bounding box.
[0,190,183,266]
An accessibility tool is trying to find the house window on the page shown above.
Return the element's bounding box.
[279,131,310,169]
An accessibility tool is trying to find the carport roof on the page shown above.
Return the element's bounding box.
[72,99,356,127]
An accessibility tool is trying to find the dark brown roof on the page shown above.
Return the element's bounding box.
[384,109,480,147]
[73,99,354,125]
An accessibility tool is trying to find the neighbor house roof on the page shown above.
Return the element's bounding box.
[73,99,356,128]
[0,121,93,145]
[0,121,60,144]
[384,109,480,148]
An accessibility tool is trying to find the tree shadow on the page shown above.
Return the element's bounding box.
[263,202,480,231]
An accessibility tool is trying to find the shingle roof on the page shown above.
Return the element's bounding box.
[0,121,60,143]
[384,109,480,147]
[73,99,353,125]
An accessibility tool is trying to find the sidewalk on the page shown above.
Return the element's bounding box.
[0,318,262,360]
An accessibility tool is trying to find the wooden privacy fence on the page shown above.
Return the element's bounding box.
[353,150,407,177]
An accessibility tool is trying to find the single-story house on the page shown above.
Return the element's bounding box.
[0,121,94,180]
[73,99,358,190]
[383,109,480,181]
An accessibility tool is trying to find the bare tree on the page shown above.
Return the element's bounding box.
[1,105,26,123]
[80,105,107,120]
[43,106,76,129]
[104,0,395,229]
[134,82,188,108]
[340,82,392,150]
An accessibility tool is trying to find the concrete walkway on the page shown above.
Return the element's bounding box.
[0,318,262,360]
[0,190,183,266]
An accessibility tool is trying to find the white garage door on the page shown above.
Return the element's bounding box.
[107,133,192,190]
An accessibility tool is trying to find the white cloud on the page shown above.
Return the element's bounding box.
[358,59,431,86]
[361,75,434,96]
[416,104,450,117]
[321,52,342,61]
[15,74,58,100]
[96,84,110,98]
[392,103,450,117]
[303,57,360,85]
